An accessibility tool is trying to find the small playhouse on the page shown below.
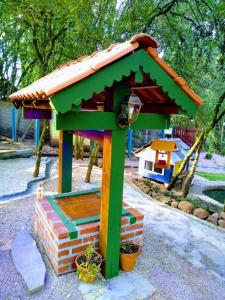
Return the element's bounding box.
[10,33,203,279]
[135,138,190,185]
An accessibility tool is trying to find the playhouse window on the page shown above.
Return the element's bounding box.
[144,160,153,171]
[153,167,163,174]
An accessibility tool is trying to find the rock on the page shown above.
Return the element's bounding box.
[220,211,225,220]
[12,230,46,293]
[142,186,150,194]
[207,215,218,225]
[193,208,209,220]
[218,219,225,228]
[171,191,183,198]
[211,212,220,220]
[151,192,159,199]
[178,201,194,214]
[159,184,166,191]
[171,201,179,208]
[160,196,172,205]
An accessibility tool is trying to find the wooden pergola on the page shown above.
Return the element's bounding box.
[10,33,203,279]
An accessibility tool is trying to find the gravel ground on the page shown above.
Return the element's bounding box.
[1,161,225,299]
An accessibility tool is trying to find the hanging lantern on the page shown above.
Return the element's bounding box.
[117,93,143,128]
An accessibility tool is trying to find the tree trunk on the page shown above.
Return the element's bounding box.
[167,131,205,190]
[85,142,99,183]
[74,135,84,160]
[182,134,205,197]
[33,120,48,177]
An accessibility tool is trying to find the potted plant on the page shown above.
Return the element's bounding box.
[120,242,140,272]
[75,241,102,283]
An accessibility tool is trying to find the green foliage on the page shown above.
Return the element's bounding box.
[197,172,225,181]
[76,262,101,282]
[76,240,101,282]
[205,152,213,160]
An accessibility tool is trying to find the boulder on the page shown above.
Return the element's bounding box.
[207,215,218,225]
[218,219,225,228]
[193,208,209,220]
[151,192,159,199]
[159,196,172,205]
[171,191,183,198]
[211,212,220,220]
[220,211,225,220]
[178,201,194,214]
[142,186,150,194]
[171,201,179,209]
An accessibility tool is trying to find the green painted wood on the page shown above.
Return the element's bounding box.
[46,196,78,239]
[135,67,143,83]
[54,188,100,199]
[56,111,168,130]
[51,50,199,117]
[60,131,73,193]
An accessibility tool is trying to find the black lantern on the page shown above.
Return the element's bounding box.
[117,93,143,128]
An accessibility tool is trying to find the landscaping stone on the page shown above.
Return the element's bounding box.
[218,219,225,228]
[159,196,172,205]
[211,212,220,220]
[171,201,179,208]
[193,208,209,220]
[220,211,225,220]
[78,271,157,299]
[142,186,150,194]
[178,201,194,214]
[11,230,46,293]
[171,191,183,198]
[207,215,218,225]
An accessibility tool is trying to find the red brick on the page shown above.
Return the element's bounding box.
[125,207,144,221]
[57,265,70,274]
[59,256,75,265]
[58,250,69,257]
[72,245,87,254]
[59,239,82,249]
[83,234,99,243]
[134,230,144,236]
[121,217,129,225]
[121,233,134,240]
[126,223,143,231]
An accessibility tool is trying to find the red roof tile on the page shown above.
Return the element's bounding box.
[10,33,203,108]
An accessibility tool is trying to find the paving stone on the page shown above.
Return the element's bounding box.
[11,230,46,293]
[78,271,156,300]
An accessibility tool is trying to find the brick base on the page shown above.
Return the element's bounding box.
[35,198,144,275]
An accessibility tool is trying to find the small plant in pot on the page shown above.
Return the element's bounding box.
[75,241,102,283]
[120,242,140,272]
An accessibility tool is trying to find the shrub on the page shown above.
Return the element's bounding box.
[205,152,212,160]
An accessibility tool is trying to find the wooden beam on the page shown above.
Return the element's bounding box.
[141,104,179,114]
[58,131,73,193]
[100,129,127,278]
[56,111,168,130]
[100,84,128,279]
[70,130,104,143]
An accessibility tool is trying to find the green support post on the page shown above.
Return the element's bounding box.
[58,130,73,193]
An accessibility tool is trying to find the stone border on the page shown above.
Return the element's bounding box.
[190,178,225,209]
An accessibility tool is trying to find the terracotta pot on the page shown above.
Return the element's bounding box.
[120,244,140,272]
[75,251,102,283]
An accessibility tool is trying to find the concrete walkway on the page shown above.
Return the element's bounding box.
[125,181,225,279]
